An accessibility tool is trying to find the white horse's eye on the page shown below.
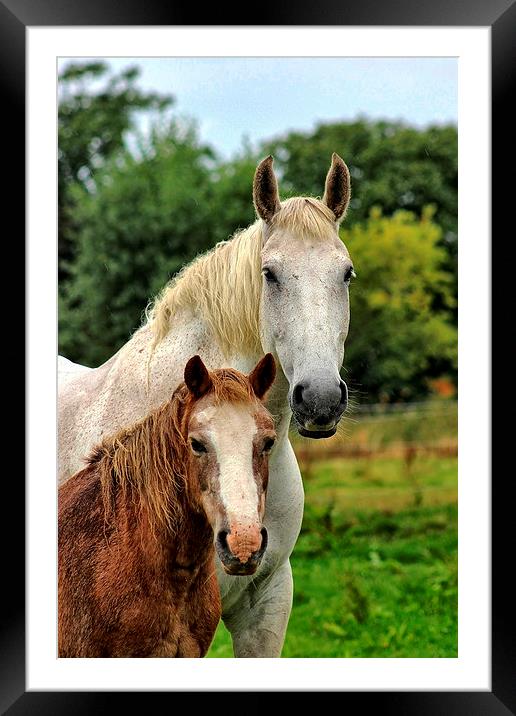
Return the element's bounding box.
[344,267,356,283]
[262,267,278,284]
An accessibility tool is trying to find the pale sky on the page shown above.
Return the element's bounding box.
[58,57,457,159]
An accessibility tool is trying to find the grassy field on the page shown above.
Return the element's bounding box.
[207,403,458,658]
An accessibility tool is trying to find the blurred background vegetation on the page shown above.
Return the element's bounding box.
[58,61,458,657]
[209,401,457,657]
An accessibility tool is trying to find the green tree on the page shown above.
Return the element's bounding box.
[58,62,173,282]
[59,122,215,366]
[342,207,457,402]
[206,150,259,244]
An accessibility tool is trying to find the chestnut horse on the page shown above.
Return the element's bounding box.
[58,354,276,657]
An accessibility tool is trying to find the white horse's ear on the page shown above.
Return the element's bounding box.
[249,353,276,400]
[253,156,281,223]
[184,355,212,398]
[323,153,351,222]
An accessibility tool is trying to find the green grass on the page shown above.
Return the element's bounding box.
[207,454,457,658]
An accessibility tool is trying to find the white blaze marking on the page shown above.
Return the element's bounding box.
[206,404,259,524]
[194,407,217,424]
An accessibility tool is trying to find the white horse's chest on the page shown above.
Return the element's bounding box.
[216,436,304,609]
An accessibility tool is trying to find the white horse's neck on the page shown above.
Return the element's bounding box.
[139,309,292,439]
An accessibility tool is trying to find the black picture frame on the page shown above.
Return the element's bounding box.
[7,0,512,712]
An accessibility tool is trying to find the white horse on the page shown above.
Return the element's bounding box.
[58,153,354,657]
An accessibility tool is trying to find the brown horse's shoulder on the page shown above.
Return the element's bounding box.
[176,558,221,657]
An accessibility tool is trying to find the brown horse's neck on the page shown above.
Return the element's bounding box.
[106,475,213,575]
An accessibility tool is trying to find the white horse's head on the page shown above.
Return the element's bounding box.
[254,154,354,438]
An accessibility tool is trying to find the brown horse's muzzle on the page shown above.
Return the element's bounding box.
[216,526,268,575]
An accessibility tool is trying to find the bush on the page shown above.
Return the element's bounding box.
[59,124,216,366]
[342,207,457,402]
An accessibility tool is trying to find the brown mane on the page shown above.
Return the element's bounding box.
[90,367,258,535]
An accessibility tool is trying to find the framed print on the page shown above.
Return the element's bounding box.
[5,0,512,712]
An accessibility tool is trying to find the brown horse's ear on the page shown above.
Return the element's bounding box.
[253,155,281,223]
[249,353,276,400]
[184,355,212,398]
[322,153,351,222]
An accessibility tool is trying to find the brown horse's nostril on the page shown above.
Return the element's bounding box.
[216,530,229,553]
[259,527,268,552]
[216,526,268,575]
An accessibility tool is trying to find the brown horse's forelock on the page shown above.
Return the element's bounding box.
[88,368,258,536]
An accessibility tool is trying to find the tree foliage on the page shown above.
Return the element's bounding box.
[58,62,173,281]
[59,123,215,366]
[343,207,457,402]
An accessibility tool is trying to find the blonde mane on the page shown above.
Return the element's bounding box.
[146,197,337,356]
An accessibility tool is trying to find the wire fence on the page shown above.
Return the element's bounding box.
[295,440,457,463]
[350,400,458,415]
[291,400,458,462]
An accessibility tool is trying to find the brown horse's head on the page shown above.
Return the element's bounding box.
[183,354,276,576]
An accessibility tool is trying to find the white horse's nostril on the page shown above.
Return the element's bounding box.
[292,383,305,407]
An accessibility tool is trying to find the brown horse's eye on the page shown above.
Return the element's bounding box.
[190,438,207,455]
[262,437,275,454]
